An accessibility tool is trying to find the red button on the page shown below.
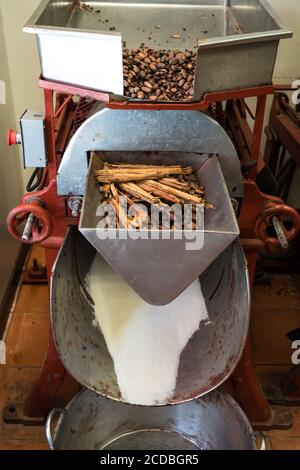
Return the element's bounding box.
[7,129,18,146]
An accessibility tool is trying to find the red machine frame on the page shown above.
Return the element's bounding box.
[5,80,300,429]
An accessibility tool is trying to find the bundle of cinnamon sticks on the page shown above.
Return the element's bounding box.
[95,162,213,230]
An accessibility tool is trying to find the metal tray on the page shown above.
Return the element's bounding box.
[25,1,292,99]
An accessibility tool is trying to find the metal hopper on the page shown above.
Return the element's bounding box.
[24,0,292,100]
[79,151,239,305]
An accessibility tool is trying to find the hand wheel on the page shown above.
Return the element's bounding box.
[7,201,52,245]
[255,203,300,249]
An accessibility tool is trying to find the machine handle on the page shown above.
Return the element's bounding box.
[7,203,52,245]
[22,212,35,242]
[46,408,65,450]
[272,216,289,250]
[255,203,300,249]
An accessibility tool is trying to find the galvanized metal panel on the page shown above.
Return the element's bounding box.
[194,39,279,99]
[57,108,243,197]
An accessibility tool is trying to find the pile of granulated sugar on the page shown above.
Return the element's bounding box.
[88,254,208,406]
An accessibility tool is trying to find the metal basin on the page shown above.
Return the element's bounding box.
[24,1,292,98]
[79,152,240,306]
[46,389,256,450]
[51,227,250,405]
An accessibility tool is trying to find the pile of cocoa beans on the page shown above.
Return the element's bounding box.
[123,48,197,102]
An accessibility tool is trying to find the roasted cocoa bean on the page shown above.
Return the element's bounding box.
[144,81,153,89]
[123,47,196,102]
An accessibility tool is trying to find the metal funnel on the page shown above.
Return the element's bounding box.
[50,228,249,405]
[79,151,239,305]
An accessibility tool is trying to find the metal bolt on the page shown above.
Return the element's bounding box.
[68,197,83,218]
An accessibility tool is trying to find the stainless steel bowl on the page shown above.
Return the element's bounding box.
[46,389,256,450]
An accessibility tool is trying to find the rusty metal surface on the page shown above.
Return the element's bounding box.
[50,227,250,405]
[49,389,256,450]
[79,152,239,305]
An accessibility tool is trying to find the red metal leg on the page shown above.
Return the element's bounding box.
[23,245,81,421]
[231,245,273,425]
[23,333,66,419]
[2,246,75,425]
[23,247,65,418]
[3,90,80,424]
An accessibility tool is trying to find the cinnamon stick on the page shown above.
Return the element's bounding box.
[110,197,130,228]
[160,178,191,191]
[120,183,160,204]
[145,180,204,204]
[110,183,119,199]
[104,163,182,170]
[95,166,193,184]
[138,182,181,204]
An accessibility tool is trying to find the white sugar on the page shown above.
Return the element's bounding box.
[88,254,208,406]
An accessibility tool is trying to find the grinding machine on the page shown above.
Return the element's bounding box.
[4,0,300,448]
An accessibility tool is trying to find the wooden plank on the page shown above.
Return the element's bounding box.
[252,275,300,311]
[264,436,273,450]
[269,437,300,450]
[0,441,48,450]
[5,313,50,367]
[267,408,300,439]
[13,286,49,315]
[255,365,291,379]
[250,310,300,365]
[0,245,29,338]
[0,367,45,442]
[252,284,300,311]
[292,274,300,289]
[255,365,291,389]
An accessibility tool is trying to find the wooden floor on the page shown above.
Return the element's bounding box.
[252,273,300,450]
[0,247,299,450]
